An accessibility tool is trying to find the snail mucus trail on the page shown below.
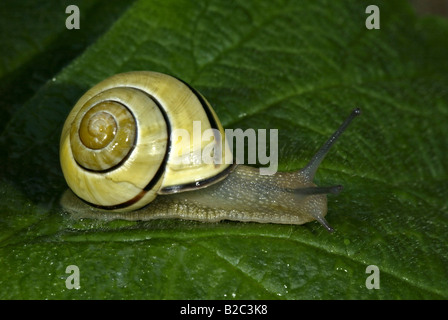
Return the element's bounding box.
[60,71,360,232]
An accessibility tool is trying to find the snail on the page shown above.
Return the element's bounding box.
[60,71,360,232]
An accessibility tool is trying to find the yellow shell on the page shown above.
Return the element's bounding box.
[60,71,233,211]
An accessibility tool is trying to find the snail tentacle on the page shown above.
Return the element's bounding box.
[301,108,361,181]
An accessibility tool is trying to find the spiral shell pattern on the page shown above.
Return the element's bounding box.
[60,71,232,211]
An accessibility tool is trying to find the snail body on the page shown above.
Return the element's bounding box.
[60,71,360,232]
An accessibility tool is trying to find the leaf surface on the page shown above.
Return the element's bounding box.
[1,0,447,299]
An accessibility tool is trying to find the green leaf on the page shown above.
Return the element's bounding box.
[1,0,448,299]
[0,0,136,133]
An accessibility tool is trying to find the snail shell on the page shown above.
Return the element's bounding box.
[60,71,360,232]
[60,71,233,212]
